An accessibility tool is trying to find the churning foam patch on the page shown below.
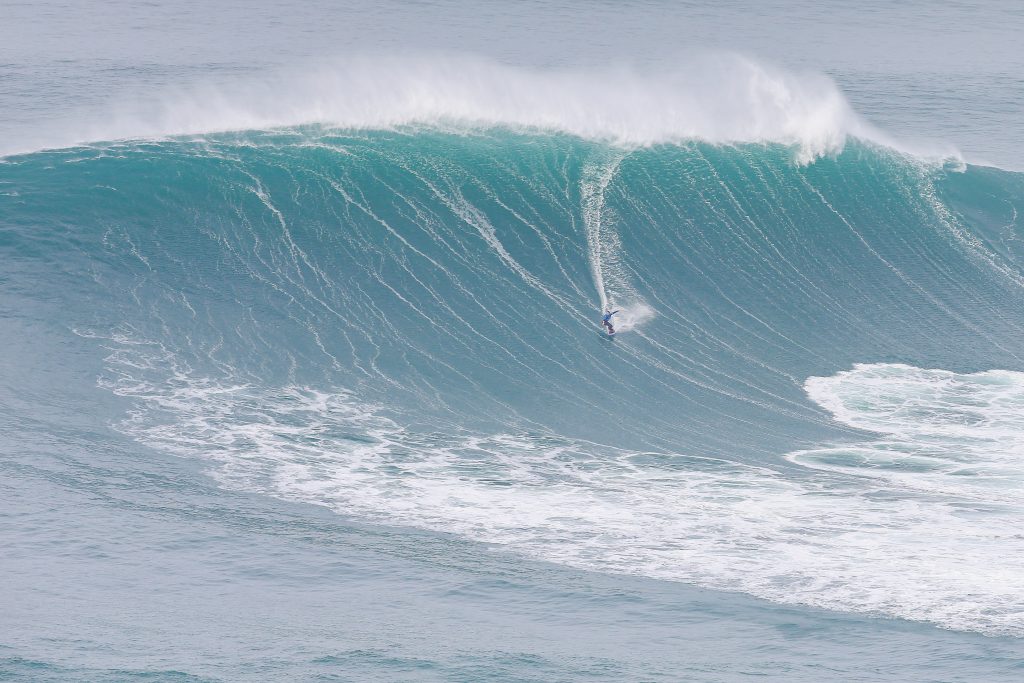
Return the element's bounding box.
[791,363,1024,499]
[8,53,950,164]
[90,332,1024,637]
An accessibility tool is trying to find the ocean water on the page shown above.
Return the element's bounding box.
[3,2,1024,681]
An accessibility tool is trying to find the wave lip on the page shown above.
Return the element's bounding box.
[12,53,936,163]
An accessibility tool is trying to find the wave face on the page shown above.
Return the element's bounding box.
[4,128,1024,635]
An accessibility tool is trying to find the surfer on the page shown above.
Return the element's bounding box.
[602,309,619,335]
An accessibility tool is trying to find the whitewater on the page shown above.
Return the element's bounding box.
[4,7,1024,678]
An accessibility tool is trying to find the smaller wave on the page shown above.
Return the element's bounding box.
[3,53,957,163]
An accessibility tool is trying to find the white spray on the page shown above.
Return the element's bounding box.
[4,52,938,163]
[581,150,656,333]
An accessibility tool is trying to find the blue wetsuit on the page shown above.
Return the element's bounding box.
[602,310,619,333]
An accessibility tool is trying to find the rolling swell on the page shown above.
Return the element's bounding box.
[4,129,1024,634]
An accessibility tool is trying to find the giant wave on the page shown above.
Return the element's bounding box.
[3,61,1024,635]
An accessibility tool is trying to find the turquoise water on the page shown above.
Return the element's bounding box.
[4,2,1024,681]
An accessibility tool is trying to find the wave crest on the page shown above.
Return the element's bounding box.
[16,53,932,163]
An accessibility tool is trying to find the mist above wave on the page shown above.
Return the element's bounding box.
[16,53,952,163]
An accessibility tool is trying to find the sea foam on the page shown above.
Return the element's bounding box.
[91,328,1024,637]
